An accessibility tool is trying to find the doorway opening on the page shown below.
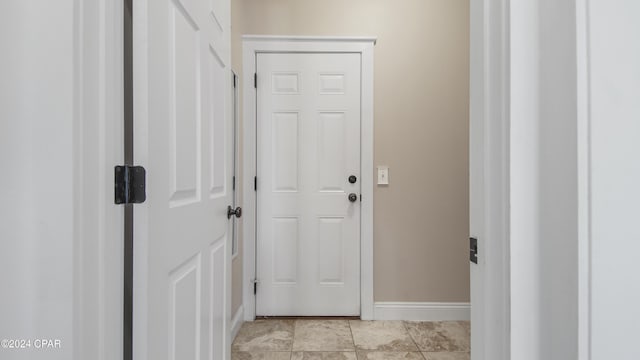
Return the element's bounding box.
[241,37,376,320]
[255,52,362,316]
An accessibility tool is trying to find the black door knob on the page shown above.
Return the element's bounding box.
[227,206,242,219]
[348,193,358,202]
[348,175,357,184]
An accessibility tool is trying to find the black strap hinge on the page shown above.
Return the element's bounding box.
[114,165,146,204]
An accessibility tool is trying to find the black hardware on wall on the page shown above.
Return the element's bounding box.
[470,237,478,264]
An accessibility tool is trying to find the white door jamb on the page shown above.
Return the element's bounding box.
[73,0,125,359]
[241,36,376,320]
[470,1,510,358]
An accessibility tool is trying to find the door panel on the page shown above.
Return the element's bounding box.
[169,0,201,206]
[272,112,300,191]
[209,50,227,198]
[318,217,346,284]
[273,217,299,284]
[133,0,231,358]
[256,53,361,316]
[318,112,348,192]
[168,255,200,360]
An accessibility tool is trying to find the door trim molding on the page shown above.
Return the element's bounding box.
[470,1,510,358]
[73,0,125,359]
[242,35,376,320]
[230,305,244,343]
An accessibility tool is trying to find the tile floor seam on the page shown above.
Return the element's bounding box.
[294,351,356,352]
[291,320,296,352]
[402,320,425,357]
[347,319,356,352]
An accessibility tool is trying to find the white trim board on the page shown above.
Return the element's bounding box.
[230,305,244,343]
[242,35,377,45]
[373,302,471,321]
[242,35,376,320]
[73,0,125,359]
[469,0,510,358]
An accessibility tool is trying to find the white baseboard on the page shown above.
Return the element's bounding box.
[230,305,244,342]
[373,302,470,321]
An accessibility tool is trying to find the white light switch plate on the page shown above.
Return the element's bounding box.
[377,166,389,185]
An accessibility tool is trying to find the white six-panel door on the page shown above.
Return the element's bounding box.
[133,0,232,359]
[256,53,362,316]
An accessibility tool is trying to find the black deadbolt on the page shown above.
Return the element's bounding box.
[348,175,357,184]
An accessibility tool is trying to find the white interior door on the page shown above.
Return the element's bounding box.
[256,53,362,316]
[132,0,232,359]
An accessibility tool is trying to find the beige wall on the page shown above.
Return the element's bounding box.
[231,0,470,314]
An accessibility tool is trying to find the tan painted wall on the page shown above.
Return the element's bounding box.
[231,0,470,314]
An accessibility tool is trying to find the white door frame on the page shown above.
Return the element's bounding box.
[241,36,376,320]
[470,0,510,358]
[472,0,592,358]
[73,0,125,359]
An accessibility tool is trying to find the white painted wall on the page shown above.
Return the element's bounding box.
[0,2,76,359]
[511,1,581,359]
[509,0,640,359]
[588,1,640,358]
[0,1,123,360]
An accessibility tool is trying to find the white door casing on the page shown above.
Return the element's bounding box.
[469,0,511,359]
[470,0,487,357]
[2,1,125,360]
[132,0,232,359]
[242,36,376,320]
[256,53,362,316]
[469,0,485,355]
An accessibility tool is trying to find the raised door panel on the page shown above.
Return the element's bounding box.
[169,1,202,207]
[317,217,345,285]
[317,112,347,192]
[319,73,346,95]
[271,112,300,192]
[208,47,226,198]
[272,73,300,94]
[272,217,299,284]
[208,238,226,360]
[168,255,201,360]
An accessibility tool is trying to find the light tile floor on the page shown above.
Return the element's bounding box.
[232,320,470,360]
